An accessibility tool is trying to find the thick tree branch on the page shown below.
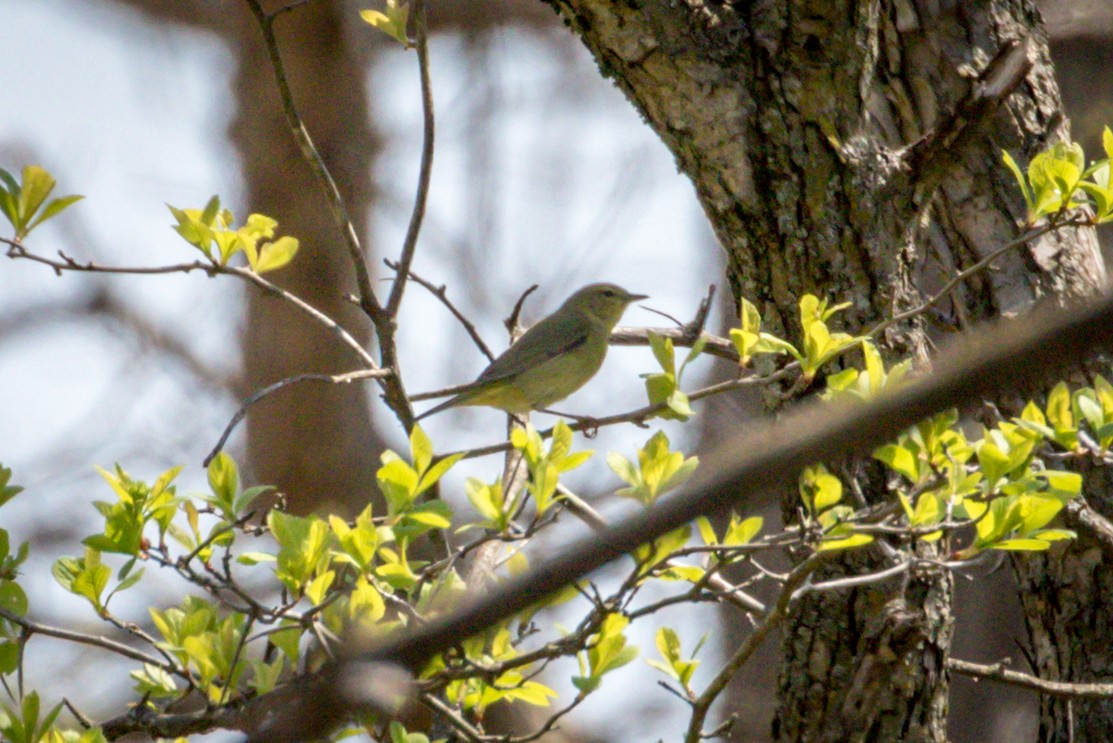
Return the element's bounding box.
[1063,497,1113,560]
[245,284,1113,742]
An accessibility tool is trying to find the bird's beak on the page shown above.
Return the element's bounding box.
[628,292,649,302]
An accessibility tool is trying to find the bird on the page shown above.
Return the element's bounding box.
[416,283,647,420]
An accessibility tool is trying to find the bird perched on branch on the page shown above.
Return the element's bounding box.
[416,283,647,420]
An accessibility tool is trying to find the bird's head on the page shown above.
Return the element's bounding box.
[565,283,647,328]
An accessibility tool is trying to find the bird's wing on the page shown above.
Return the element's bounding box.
[477,311,591,383]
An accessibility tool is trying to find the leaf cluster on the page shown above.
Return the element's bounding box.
[168,195,299,274]
[1003,127,1113,226]
[0,166,82,241]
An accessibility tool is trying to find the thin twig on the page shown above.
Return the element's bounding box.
[385,0,436,317]
[5,240,380,371]
[683,554,830,742]
[791,559,912,598]
[0,607,181,678]
[418,693,483,742]
[203,368,390,465]
[609,285,731,359]
[948,657,1113,699]
[506,284,540,335]
[62,698,95,730]
[242,0,380,321]
[436,371,787,461]
[505,692,590,743]
[384,258,494,361]
[5,240,215,276]
[271,0,313,19]
[226,263,381,367]
[611,325,738,361]
[868,220,1074,339]
[559,484,766,614]
[1063,497,1113,560]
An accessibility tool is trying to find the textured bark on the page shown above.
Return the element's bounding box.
[1014,465,1113,741]
[1021,14,1113,739]
[544,0,1105,739]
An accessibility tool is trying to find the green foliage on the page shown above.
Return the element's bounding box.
[1003,129,1113,225]
[130,662,178,699]
[864,394,1087,556]
[795,295,864,380]
[0,467,28,679]
[1016,378,1113,452]
[642,332,707,420]
[729,297,798,366]
[464,476,511,530]
[0,465,24,510]
[168,195,299,273]
[86,464,181,555]
[728,294,863,381]
[52,549,114,614]
[1079,127,1113,224]
[376,425,460,542]
[322,575,388,640]
[646,627,705,694]
[607,430,698,505]
[361,1,410,47]
[269,511,334,599]
[572,613,639,694]
[798,464,874,551]
[51,465,198,614]
[204,452,271,522]
[387,721,445,743]
[634,525,694,581]
[695,512,763,565]
[0,165,83,240]
[823,340,911,402]
[149,596,246,702]
[443,627,558,714]
[0,692,64,743]
[329,505,382,574]
[510,420,592,515]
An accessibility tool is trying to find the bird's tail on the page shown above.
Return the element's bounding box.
[414,395,461,422]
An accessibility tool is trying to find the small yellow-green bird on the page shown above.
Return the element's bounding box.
[416,283,647,420]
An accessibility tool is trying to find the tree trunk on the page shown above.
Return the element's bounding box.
[1014,462,1113,741]
[107,0,385,516]
[544,0,1104,738]
[228,0,382,516]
